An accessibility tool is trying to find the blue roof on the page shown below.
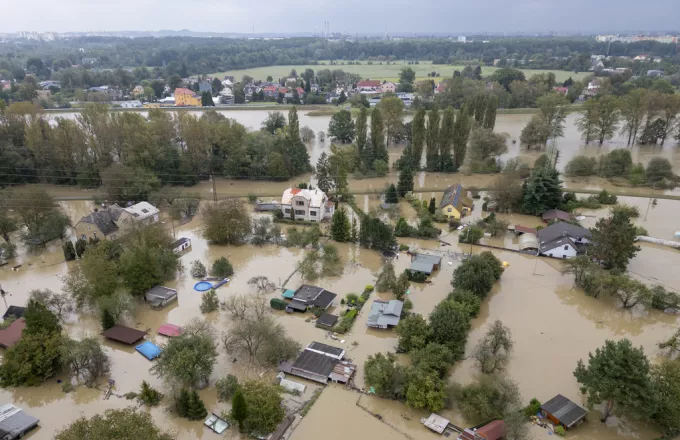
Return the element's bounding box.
[136,341,162,360]
[282,289,296,299]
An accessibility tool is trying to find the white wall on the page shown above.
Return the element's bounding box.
[541,244,578,259]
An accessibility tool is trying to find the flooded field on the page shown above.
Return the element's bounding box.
[1,194,679,440]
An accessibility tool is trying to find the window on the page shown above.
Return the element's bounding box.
[563,245,568,250]
[296,201,305,206]
[310,211,317,216]
[295,210,305,216]
[141,208,149,213]
[81,234,86,240]
[447,208,452,212]
[562,255,567,259]
[285,209,291,213]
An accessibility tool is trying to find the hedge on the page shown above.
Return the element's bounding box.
[270,298,287,310]
[335,309,358,334]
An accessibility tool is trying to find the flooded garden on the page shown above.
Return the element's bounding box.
[0,189,678,439]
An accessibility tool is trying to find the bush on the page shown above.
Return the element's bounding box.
[138,381,163,407]
[211,257,234,278]
[365,285,374,293]
[336,309,358,333]
[565,155,597,177]
[635,226,648,236]
[345,293,359,306]
[399,244,410,251]
[270,298,287,310]
[407,270,428,283]
[554,426,566,436]
[190,260,207,278]
[216,375,240,402]
[459,225,484,244]
[448,290,482,317]
[200,289,219,313]
[523,398,541,417]
[596,190,617,205]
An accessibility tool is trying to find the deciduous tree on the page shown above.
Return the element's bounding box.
[574,339,654,422]
[328,109,355,143]
[54,408,173,440]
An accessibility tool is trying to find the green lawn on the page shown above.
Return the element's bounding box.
[209,61,589,84]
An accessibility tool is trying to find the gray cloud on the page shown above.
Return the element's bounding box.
[4,0,679,34]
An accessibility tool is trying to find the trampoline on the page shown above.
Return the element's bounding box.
[194,281,213,292]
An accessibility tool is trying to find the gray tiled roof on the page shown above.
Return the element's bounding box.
[541,394,588,428]
[367,300,403,327]
[79,205,124,236]
[538,222,591,244]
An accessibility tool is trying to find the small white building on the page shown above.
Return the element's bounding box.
[170,237,191,253]
[281,188,333,222]
[124,201,160,224]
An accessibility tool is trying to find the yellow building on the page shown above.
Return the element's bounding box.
[440,184,473,220]
[174,87,201,106]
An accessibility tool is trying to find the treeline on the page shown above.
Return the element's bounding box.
[0,102,311,191]
[1,37,678,81]
[364,252,529,436]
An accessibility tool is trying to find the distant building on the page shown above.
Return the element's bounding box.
[74,202,159,242]
[145,286,178,309]
[289,284,337,311]
[381,81,396,93]
[174,87,201,106]
[409,254,442,276]
[647,69,664,77]
[0,404,40,439]
[540,394,588,429]
[170,237,191,253]
[541,209,571,223]
[123,201,159,224]
[457,36,467,43]
[440,184,473,219]
[367,300,403,329]
[356,80,381,92]
[538,222,591,259]
[281,188,333,222]
[111,100,142,108]
[279,342,356,384]
[198,81,212,93]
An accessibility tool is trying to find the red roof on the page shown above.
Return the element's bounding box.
[158,323,183,337]
[514,225,538,235]
[357,80,381,87]
[477,420,505,440]
[279,87,288,93]
[290,188,302,195]
[0,318,25,349]
[174,87,195,95]
[542,209,571,222]
[296,87,305,94]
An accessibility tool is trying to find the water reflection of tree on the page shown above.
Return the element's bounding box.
[556,285,658,336]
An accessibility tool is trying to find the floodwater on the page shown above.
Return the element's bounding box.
[2,197,680,438]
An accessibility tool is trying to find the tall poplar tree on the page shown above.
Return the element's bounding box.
[371,107,388,166]
[425,106,440,171]
[411,108,426,169]
[439,107,455,172]
[453,105,472,170]
[355,106,368,158]
[483,95,498,130]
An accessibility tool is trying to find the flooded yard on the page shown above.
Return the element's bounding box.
[2,197,678,439]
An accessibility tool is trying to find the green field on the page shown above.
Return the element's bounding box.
[209,61,589,84]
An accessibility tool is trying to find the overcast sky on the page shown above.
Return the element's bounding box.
[5,0,679,34]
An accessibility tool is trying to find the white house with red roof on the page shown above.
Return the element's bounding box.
[281,188,333,222]
[356,80,381,92]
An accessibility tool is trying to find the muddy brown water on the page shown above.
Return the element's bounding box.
[1,194,679,438]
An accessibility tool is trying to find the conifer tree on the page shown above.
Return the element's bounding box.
[101,308,115,330]
[330,208,351,242]
[231,389,248,432]
[411,107,426,168]
[371,107,388,165]
[187,390,208,420]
